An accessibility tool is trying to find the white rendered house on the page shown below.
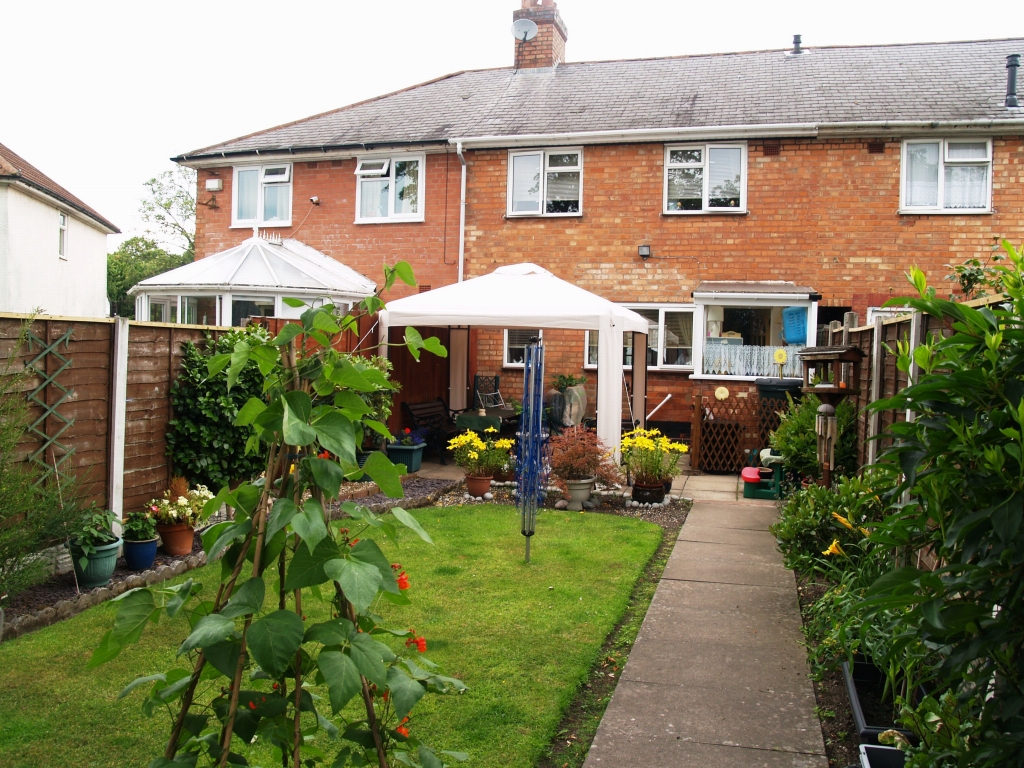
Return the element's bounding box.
[0,143,118,318]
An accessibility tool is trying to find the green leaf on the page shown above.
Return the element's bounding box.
[418,746,443,768]
[327,361,375,392]
[422,336,447,358]
[226,341,252,392]
[284,538,341,591]
[360,451,404,499]
[248,610,305,678]
[318,649,363,714]
[267,498,299,541]
[333,391,371,418]
[392,260,416,287]
[307,458,345,499]
[205,520,252,562]
[271,321,304,347]
[404,326,423,361]
[249,345,279,375]
[221,577,265,619]
[282,391,317,446]
[112,588,160,645]
[163,578,196,619]
[387,666,427,721]
[88,630,124,668]
[207,353,231,378]
[178,613,235,655]
[362,419,392,442]
[235,398,268,430]
[118,673,167,700]
[293,498,329,552]
[350,539,399,594]
[346,632,388,688]
[305,618,355,646]
[324,557,382,613]
[204,639,244,678]
[390,507,433,544]
[312,411,357,466]
[282,297,306,308]
[312,310,341,334]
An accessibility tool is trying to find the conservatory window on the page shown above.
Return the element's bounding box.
[701,305,806,378]
[504,329,542,367]
[182,296,217,326]
[354,154,424,222]
[585,306,694,370]
[233,164,292,227]
[901,139,991,213]
[507,149,583,216]
[664,144,746,213]
[232,297,276,327]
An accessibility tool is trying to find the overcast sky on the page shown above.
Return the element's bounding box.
[3,0,1021,252]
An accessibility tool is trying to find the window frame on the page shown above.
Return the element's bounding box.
[899,138,993,214]
[583,304,696,372]
[506,147,584,218]
[354,152,426,224]
[57,211,68,259]
[663,143,748,215]
[231,163,294,228]
[503,328,544,369]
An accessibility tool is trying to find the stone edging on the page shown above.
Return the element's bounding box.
[0,552,209,643]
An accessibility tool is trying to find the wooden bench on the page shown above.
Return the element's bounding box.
[402,399,462,465]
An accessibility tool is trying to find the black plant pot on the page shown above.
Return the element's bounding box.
[842,660,916,745]
[859,745,905,768]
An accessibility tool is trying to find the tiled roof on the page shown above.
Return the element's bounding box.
[177,38,1024,160]
[0,142,119,233]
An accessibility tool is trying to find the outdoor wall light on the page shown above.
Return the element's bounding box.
[638,245,652,260]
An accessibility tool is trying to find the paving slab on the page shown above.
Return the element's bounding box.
[679,524,782,552]
[680,474,741,492]
[586,730,828,768]
[662,542,795,588]
[685,503,779,532]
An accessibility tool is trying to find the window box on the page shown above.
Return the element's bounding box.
[232,164,293,227]
[664,144,747,214]
[507,149,583,217]
[900,139,992,213]
[584,305,694,371]
[355,153,425,223]
[504,329,542,368]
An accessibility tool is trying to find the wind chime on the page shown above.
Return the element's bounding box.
[516,338,548,563]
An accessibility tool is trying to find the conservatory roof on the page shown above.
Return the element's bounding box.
[128,235,376,298]
[693,281,822,301]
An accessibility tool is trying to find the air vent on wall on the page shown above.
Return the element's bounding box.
[763,142,780,156]
[868,141,885,154]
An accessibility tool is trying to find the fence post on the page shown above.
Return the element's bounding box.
[905,310,924,425]
[865,316,884,467]
[691,393,702,471]
[108,318,129,532]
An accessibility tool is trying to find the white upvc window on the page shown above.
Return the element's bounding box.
[232,163,293,227]
[507,148,583,217]
[57,211,68,259]
[584,305,695,371]
[901,139,992,213]
[354,153,425,223]
[504,329,543,368]
[664,143,747,213]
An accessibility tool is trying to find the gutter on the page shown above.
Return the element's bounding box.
[172,139,450,169]
[456,142,467,283]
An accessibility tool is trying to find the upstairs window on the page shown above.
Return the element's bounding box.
[507,149,582,216]
[233,164,292,226]
[664,144,746,213]
[901,139,992,213]
[58,211,68,258]
[355,154,424,223]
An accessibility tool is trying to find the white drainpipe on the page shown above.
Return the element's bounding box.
[456,142,467,283]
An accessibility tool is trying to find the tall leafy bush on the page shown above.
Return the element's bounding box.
[770,393,858,483]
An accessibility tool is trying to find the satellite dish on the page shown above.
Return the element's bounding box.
[511,18,538,42]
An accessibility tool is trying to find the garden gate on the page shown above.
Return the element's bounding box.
[690,390,788,473]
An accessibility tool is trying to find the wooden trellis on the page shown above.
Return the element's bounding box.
[24,326,75,485]
[691,392,788,473]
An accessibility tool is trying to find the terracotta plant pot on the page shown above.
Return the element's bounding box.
[631,482,666,504]
[465,475,493,498]
[565,477,595,511]
[157,523,195,556]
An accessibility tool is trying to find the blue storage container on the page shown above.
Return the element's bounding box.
[781,307,807,345]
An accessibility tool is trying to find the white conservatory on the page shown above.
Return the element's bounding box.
[129,233,376,326]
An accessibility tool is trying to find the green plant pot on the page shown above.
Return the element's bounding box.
[69,538,122,590]
[387,443,425,473]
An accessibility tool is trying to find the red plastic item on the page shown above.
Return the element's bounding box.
[741,467,763,484]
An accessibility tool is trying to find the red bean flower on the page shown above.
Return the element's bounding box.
[396,726,410,738]
[416,637,427,653]
[397,571,410,590]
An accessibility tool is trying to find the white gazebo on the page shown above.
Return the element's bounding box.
[129,233,376,326]
[378,263,650,454]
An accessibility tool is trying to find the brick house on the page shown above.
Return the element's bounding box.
[173,1,1024,439]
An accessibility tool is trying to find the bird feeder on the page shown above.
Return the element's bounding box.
[797,346,865,486]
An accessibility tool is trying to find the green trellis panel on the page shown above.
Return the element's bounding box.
[24,326,75,485]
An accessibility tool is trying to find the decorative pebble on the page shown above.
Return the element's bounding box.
[554,500,568,509]
[463,492,471,499]
[483,492,494,500]
[631,500,640,507]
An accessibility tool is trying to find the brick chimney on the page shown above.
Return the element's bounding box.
[513,0,568,70]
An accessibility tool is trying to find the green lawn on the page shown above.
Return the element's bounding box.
[0,505,661,768]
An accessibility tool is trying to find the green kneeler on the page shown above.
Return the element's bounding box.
[741,455,783,500]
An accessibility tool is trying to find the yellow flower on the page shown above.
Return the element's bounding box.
[484,426,498,433]
[468,451,478,460]
[495,438,514,450]
[832,512,855,531]
[822,539,846,557]
[859,527,870,537]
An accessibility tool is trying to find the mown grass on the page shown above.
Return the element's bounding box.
[0,505,661,768]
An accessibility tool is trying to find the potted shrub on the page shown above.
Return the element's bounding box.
[548,427,621,510]
[122,509,159,571]
[387,427,427,473]
[448,427,515,497]
[621,427,688,503]
[149,476,213,556]
[842,659,917,745]
[67,507,121,589]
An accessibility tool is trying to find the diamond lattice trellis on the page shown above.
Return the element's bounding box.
[23,327,76,485]
[694,393,788,473]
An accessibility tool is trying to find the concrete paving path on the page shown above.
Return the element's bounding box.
[583,499,827,768]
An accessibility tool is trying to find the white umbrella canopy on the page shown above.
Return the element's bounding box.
[379,263,648,454]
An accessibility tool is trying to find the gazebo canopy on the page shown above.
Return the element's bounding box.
[379,263,649,453]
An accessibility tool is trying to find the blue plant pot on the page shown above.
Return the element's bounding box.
[123,538,159,571]
[69,538,122,590]
[387,443,425,473]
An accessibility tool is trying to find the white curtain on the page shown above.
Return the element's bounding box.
[905,143,939,207]
[944,165,987,209]
[703,344,803,377]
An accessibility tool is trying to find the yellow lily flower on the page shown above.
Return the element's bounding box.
[832,512,855,531]
[822,539,846,557]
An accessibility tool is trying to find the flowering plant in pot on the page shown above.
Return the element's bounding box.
[68,507,121,589]
[548,427,621,510]
[448,427,515,496]
[621,427,688,503]
[122,509,159,571]
[148,477,214,556]
[387,427,428,473]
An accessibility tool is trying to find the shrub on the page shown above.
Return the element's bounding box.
[552,373,587,392]
[357,355,401,449]
[166,326,270,489]
[770,393,857,484]
[548,427,621,495]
